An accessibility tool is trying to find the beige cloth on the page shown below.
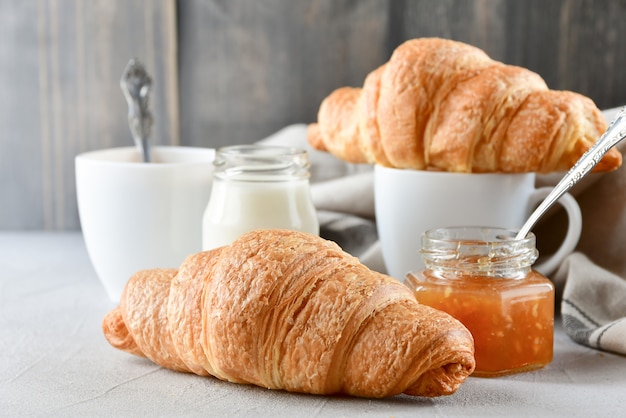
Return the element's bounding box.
[260,112,626,356]
[555,253,626,355]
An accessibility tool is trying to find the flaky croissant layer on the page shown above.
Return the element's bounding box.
[308,37,621,173]
[102,229,475,398]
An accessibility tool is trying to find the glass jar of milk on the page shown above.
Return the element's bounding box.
[202,145,319,250]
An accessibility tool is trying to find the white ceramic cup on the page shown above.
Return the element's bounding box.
[374,165,582,279]
[76,146,215,302]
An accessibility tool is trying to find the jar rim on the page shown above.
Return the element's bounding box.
[420,226,538,277]
[213,144,310,181]
[423,226,535,245]
[216,144,307,158]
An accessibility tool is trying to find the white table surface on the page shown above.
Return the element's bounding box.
[2,231,625,417]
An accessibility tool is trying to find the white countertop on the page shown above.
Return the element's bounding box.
[2,231,625,417]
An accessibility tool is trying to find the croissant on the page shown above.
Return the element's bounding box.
[102,229,475,398]
[308,37,622,173]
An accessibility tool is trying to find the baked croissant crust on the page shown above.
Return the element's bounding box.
[308,37,622,173]
[102,229,475,398]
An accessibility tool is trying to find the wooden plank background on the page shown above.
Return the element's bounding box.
[3,0,626,230]
[1,0,178,230]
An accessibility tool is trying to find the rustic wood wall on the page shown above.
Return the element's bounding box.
[3,0,626,230]
[1,0,178,230]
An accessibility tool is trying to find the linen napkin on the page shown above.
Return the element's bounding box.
[555,253,626,355]
[259,121,626,356]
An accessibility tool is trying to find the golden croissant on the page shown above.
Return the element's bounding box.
[308,37,621,173]
[102,229,475,398]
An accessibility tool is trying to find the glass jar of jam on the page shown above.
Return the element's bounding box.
[405,226,554,377]
[202,145,319,250]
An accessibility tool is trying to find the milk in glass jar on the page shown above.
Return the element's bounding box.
[404,226,555,377]
[202,145,319,250]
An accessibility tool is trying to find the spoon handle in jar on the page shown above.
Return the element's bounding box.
[516,107,626,240]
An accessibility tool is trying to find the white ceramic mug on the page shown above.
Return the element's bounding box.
[76,146,215,303]
[374,165,582,279]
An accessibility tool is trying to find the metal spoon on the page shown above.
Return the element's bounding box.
[516,107,626,240]
[120,58,153,163]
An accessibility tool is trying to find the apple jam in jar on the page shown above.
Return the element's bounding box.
[405,226,554,377]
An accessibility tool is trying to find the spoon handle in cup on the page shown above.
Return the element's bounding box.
[120,58,153,163]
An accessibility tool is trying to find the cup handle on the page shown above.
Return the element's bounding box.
[528,187,582,276]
